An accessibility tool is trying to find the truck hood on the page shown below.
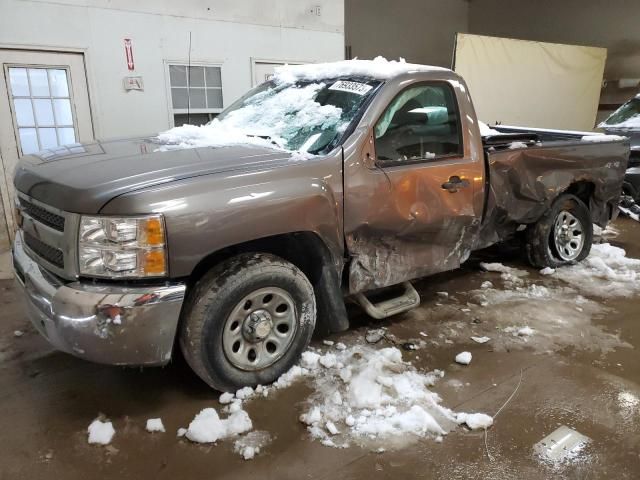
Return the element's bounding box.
[14,137,298,213]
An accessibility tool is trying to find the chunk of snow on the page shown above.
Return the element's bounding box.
[539,267,555,275]
[319,353,338,368]
[13,330,24,337]
[145,418,165,433]
[326,421,340,435]
[87,419,115,445]
[480,281,493,289]
[419,331,428,337]
[508,141,529,149]
[235,386,254,400]
[184,408,252,444]
[177,427,187,437]
[478,121,501,136]
[323,340,334,346]
[457,412,493,430]
[112,314,122,325]
[480,262,528,277]
[580,134,625,142]
[301,351,321,369]
[455,352,472,365]
[335,342,347,351]
[436,291,449,298]
[219,392,235,404]
[517,326,535,336]
[471,336,490,344]
[365,328,386,344]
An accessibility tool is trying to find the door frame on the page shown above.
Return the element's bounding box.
[0,43,96,242]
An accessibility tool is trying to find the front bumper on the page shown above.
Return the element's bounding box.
[12,231,186,366]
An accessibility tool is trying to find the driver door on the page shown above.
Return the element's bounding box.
[343,81,484,293]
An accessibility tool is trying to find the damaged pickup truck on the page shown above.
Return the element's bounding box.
[13,59,628,391]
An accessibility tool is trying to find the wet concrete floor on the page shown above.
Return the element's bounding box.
[1,218,640,479]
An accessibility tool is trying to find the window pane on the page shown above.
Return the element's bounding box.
[174,113,211,127]
[171,87,188,109]
[49,69,69,97]
[374,84,461,163]
[188,66,205,87]
[9,68,30,96]
[18,128,39,155]
[58,127,76,145]
[205,67,222,87]
[206,88,223,108]
[169,65,187,87]
[53,99,73,125]
[14,99,35,127]
[189,88,206,109]
[39,128,58,149]
[29,69,50,96]
[33,99,55,126]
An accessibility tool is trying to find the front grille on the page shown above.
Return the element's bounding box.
[24,231,64,268]
[20,199,65,232]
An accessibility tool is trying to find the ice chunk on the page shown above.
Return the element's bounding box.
[13,330,24,337]
[323,340,334,346]
[517,326,535,336]
[301,351,321,369]
[145,418,165,433]
[457,412,493,430]
[219,392,235,404]
[455,352,472,365]
[87,419,115,445]
[540,267,555,275]
[319,353,337,368]
[326,421,339,435]
[471,336,490,344]
[235,386,254,400]
[184,408,252,443]
[233,431,271,460]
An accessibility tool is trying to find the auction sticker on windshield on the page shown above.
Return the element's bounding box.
[329,80,373,95]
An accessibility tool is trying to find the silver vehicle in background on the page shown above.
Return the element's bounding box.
[600,94,640,201]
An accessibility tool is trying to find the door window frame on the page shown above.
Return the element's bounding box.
[373,80,464,168]
[3,64,80,156]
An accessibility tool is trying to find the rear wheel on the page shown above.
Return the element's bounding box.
[526,194,593,268]
[180,253,316,391]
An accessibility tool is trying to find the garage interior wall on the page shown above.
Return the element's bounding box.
[468,0,640,120]
[344,0,469,67]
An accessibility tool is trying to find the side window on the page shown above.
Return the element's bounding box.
[374,83,462,164]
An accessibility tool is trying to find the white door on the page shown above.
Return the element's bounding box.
[0,49,93,250]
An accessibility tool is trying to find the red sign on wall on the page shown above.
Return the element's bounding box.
[124,38,135,71]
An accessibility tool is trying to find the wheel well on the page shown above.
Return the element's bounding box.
[564,181,595,207]
[186,231,339,290]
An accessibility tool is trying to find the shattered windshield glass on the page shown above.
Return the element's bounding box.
[215,78,380,154]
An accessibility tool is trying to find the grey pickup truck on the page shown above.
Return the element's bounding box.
[12,60,628,391]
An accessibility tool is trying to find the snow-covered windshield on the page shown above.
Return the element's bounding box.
[157,78,380,156]
[216,79,380,153]
[601,97,640,128]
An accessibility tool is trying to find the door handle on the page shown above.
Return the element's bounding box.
[441,175,470,193]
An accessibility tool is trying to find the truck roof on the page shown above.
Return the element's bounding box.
[273,57,451,84]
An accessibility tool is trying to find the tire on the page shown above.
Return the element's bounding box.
[179,253,316,391]
[526,194,593,269]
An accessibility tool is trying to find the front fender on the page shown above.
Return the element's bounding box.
[100,151,344,278]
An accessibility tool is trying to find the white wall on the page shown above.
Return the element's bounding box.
[345,0,468,67]
[0,0,344,139]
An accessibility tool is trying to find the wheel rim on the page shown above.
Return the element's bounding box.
[552,210,585,261]
[222,287,298,371]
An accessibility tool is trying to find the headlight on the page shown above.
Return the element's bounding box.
[78,215,167,278]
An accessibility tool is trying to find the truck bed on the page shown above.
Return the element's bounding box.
[477,125,629,249]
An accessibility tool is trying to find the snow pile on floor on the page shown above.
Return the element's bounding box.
[145,418,165,433]
[551,243,640,297]
[296,345,491,448]
[233,431,272,460]
[182,407,252,444]
[273,57,447,84]
[157,82,342,157]
[87,419,115,445]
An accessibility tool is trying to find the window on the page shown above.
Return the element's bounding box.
[168,64,223,126]
[7,67,77,155]
[374,83,462,164]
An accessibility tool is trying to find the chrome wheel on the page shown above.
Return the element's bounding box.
[553,211,585,261]
[222,287,298,371]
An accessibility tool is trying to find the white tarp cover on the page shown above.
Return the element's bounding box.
[453,33,606,131]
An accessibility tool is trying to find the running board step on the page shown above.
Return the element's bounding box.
[355,282,421,319]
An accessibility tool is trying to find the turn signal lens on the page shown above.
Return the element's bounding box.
[142,217,164,246]
[143,249,166,275]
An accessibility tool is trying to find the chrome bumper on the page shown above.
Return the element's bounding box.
[12,231,186,366]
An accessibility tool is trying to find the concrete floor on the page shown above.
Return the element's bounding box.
[1,219,640,479]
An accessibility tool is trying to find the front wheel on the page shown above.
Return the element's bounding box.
[526,194,593,268]
[179,253,316,391]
